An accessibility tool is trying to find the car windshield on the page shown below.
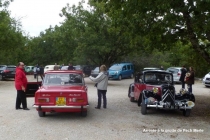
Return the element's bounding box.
[109,65,122,71]
[144,72,173,85]
[43,73,84,85]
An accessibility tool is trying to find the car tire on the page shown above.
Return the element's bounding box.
[81,111,87,117]
[38,111,46,117]
[118,75,122,80]
[183,109,191,117]
[141,95,147,115]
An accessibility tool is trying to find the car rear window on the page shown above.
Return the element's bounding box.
[43,73,84,85]
[6,66,15,70]
[167,68,179,74]
[94,67,99,71]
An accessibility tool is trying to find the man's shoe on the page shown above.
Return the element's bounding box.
[16,107,23,110]
[95,107,100,109]
[23,108,30,110]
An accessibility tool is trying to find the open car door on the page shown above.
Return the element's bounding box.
[26,74,43,97]
[25,81,42,97]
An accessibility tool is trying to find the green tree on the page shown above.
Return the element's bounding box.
[90,0,210,65]
[60,1,136,67]
[0,0,27,64]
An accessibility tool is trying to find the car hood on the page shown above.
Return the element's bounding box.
[108,70,119,74]
[39,85,86,92]
[145,84,162,90]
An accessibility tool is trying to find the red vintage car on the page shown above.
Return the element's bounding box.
[128,70,195,117]
[26,70,89,117]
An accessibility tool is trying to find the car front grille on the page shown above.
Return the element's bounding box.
[161,85,175,104]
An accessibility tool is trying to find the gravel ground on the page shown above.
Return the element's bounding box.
[0,75,210,140]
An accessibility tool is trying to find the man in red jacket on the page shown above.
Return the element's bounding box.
[15,62,29,110]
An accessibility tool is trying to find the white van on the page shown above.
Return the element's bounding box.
[44,65,55,73]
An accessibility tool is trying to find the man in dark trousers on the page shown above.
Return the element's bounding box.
[179,65,187,89]
[15,62,29,110]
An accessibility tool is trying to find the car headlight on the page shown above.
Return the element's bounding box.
[153,87,158,94]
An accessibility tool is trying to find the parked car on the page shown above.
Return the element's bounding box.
[0,65,16,81]
[74,65,95,76]
[44,65,55,73]
[91,67,99,78]
[26,70,89,117]
[166,67,182,83]
[202,72,210,87]
[128,70,195,117]
[25,66,34,75]
[143,67,161,71]
[60,66,68,70]
[108,63,134,80]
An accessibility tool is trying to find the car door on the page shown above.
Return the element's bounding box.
[121,65,127,78]
[134,72,145,100]
[25,81,42,97]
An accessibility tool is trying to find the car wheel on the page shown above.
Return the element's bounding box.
[130,73,134,79]
[38,111,46,117]
[141,95,147,115]
[81,111,87,117]
[183,109,191,117]
[118,75,122,80]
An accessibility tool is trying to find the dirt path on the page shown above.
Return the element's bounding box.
[0,76,209,140]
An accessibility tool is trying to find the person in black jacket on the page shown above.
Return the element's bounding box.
[179,65,187,89]
[186,66,195,93]
[68,63,75,70]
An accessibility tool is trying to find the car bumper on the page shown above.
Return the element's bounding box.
[146,105,193,109]
[109,75,118,79]
[2,74,15,78]
[203,80,210,86]
[173,79,181,83]
[33,105,89,109]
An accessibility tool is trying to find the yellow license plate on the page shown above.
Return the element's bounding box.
[56,97,66,106]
